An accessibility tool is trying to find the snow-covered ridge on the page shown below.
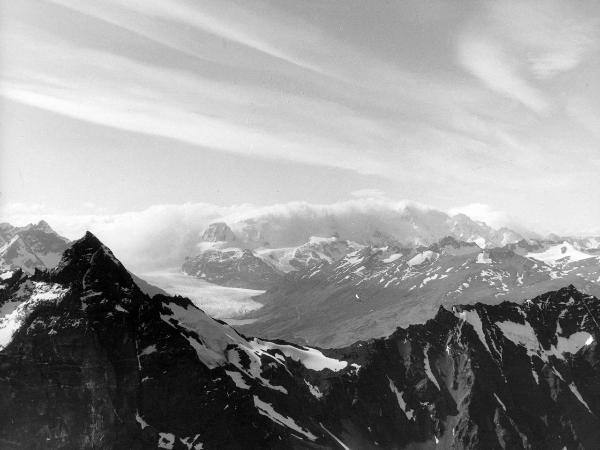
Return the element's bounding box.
[160,301,247,369]
[160,297,356,376]
[0,281,69,350]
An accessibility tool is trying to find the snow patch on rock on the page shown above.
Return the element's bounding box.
[253,395,317,440]
[250,339,349,372]
[0,281,69,350]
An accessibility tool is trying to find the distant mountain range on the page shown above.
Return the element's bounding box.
[1,232,599,448]
[238,238,600,347]
[4,219,600,351]
[181,207,528,290]
[182,206,599,291]
[215,202,529,249]
[181,217,600,347]
[0,220,70,274]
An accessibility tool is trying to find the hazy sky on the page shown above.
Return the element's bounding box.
[1,0,600,235]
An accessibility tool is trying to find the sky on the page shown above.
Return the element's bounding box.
[1,0,600,237]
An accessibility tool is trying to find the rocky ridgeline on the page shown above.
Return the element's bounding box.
[0,233,599,449]
[0,221,70,274]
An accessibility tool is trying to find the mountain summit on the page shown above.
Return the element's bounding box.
[0,221,70,273]
[1,235,600,448]
[200,222,237,243]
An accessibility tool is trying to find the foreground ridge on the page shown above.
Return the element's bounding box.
[0,233,599,449]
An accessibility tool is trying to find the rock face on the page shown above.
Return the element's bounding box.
[1,233,599,449]
[200,222,237,243]
[239,237,600,347]
[0,220,70,273]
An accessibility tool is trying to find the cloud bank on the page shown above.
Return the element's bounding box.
[4,198,530,272]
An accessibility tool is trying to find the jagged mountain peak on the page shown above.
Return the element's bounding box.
[56,231,112,265]
[52,231,134,289]
[2,234,600,448]
[200,221,237,243]
[18,219,58,235]
[0,221,70,274]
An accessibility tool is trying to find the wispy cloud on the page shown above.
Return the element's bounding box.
[1,18,524,188]
[457,1,598,113]
[49,0,328,76]
[2,0,600,234]
[457,37,549,113]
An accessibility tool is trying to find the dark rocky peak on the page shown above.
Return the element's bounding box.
[52,232,137,296]
[452,285,599,355]
[200,222,237,242]
[55,231,107,268]
[527,284,586,308]
[525,285,599,326]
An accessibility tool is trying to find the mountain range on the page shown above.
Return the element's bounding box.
[0,220,70,274]
[181,204,530,289]
[179,218,600,347]
[1,232,599,449]
[237,238,600,347]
